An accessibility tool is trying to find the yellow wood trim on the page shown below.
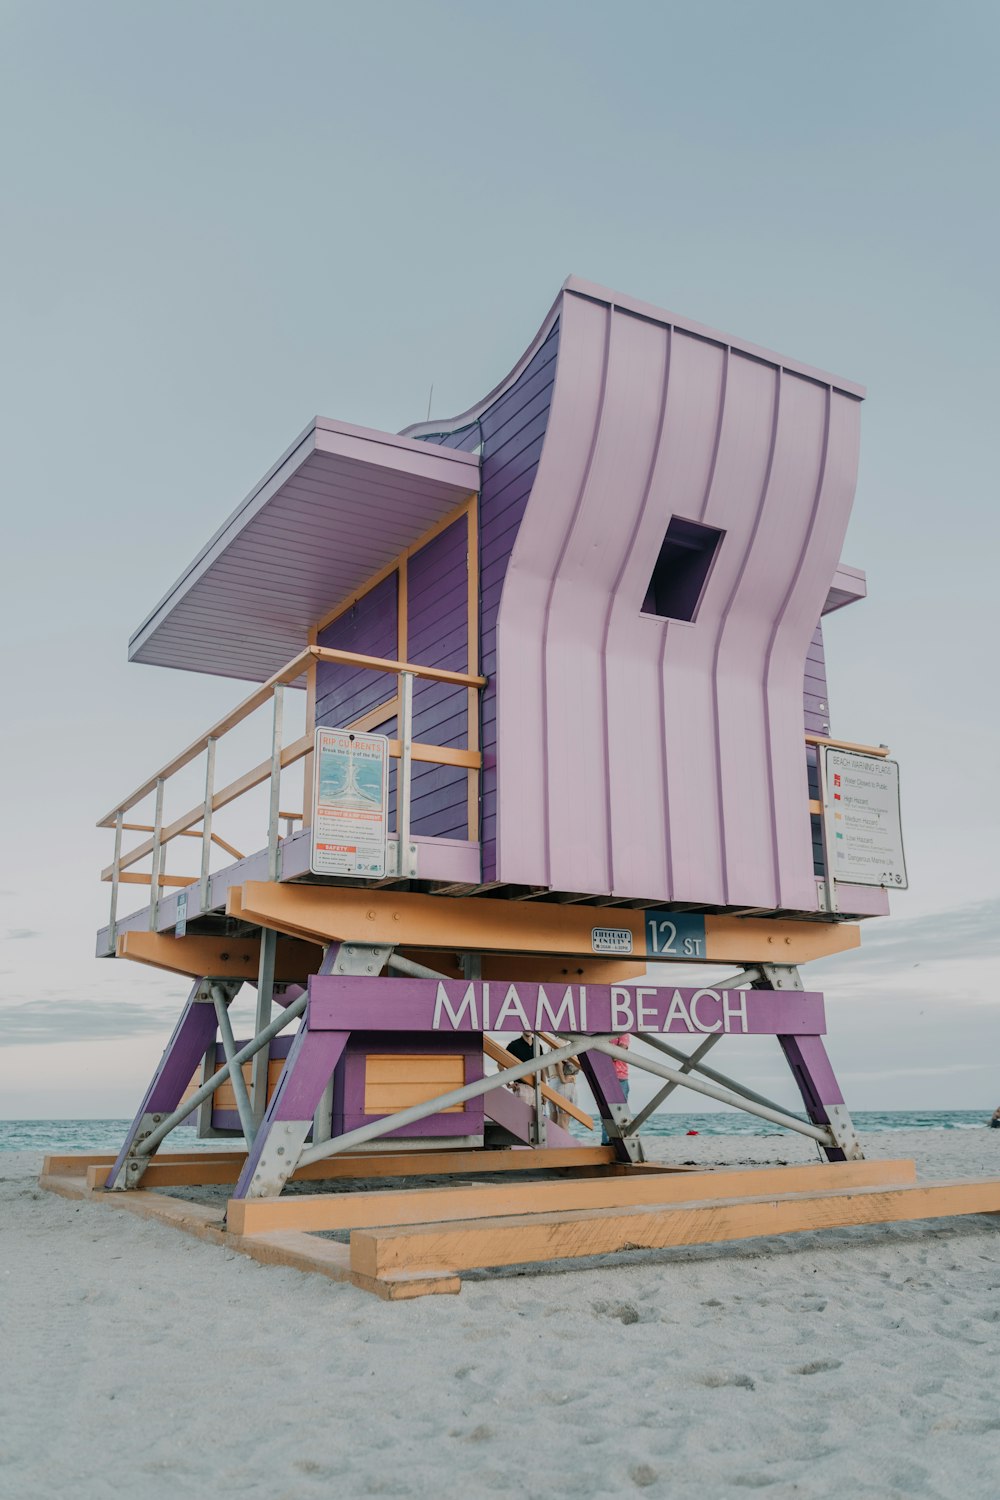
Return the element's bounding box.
[115,871,198,888]
[403,950,648,984]
[230,1159,916,1238]
[310,645,485,690]
[466,498,480,841]
[343,697,400,733]
[805,734,889,758]
[230,882,862,964]
[483,1036,594,1130]
[808,799,822,815]
[386,740,481,770]
[115,930,323,980]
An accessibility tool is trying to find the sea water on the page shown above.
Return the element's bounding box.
[1,1110,993,1154]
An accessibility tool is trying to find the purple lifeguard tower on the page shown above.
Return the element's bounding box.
[41,278,999,1296]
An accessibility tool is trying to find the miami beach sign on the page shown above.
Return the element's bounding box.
[309,977,828,1038]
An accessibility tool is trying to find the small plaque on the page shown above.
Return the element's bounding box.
[591,926,634,955]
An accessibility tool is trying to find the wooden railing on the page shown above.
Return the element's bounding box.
[101,645,486,942]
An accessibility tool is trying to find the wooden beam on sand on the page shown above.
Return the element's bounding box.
[81,1145,620,1192]
[350,1176,1000,1279]
[227,1159,917,1237]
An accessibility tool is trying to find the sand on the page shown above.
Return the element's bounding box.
[2,1130,998,1499]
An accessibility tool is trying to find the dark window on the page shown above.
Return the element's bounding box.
[641,516,724,622]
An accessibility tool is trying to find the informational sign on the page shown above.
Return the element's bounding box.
[174,890,187,939]
[823,748,907,889]
[310,728,389,878]
[308,975,828,1038]
[592,926,633,955]
[645,911,706,959]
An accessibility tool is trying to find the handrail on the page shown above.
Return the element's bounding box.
[98,645,486,828]
[805,733,889,759]
[101,645,489,944]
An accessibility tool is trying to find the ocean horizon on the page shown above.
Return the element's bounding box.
[3,1109,994,1155]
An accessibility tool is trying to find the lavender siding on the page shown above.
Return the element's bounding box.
[315,571,398,728]
[419,321,560,878]
[804,622,830,878]
[407,517,469,839]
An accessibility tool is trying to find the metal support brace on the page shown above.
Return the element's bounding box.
[531,1033,547,1147]
[251,927,278,1123]
[211,982,255,1145]
[625,1034,721,1135]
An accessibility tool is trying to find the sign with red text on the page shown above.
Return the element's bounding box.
[310,728,389,878]
[823,748,907,889]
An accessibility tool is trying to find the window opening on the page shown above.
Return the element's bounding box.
[641,516,724,622]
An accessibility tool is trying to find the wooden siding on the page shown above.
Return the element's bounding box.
[421,322,561,878]
[315,571,398,729]
[407,517,470,839]
[805,622,829,878]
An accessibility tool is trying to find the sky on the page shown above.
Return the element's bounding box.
[1,0,998,1120]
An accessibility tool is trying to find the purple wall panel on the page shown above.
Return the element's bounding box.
[407,516,469,839]
[315,571,398,728]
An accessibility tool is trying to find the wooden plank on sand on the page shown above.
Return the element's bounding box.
[350,1177,1000,1278]
[228,1159,916,1236]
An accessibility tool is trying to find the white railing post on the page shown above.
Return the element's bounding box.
[816,744,838,915]
[109,810,123,950]
[148,777,165,931]
[398,670,415,876]
[267,686,284,881]
[199,736,216,914]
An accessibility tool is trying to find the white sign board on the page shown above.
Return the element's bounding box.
[823,748,907,889]
[310,728,389,878]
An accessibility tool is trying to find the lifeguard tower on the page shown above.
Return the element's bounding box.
[42,278,1000,1296]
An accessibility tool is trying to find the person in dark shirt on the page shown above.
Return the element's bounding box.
[990,1106,1000,1129]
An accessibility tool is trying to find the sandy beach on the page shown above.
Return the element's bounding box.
[1,1130,997,1499]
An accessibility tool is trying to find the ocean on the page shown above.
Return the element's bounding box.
[1,1110,993,1154]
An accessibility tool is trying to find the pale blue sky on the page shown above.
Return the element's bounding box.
[1,1,997,1116]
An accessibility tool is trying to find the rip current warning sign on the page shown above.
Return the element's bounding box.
[310,728,389,878]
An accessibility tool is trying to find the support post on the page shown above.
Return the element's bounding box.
[579,1048,642,1163]
[398,670,415,876]
[106,979,220,1189]
[267,685,284,881]
[251,927,278,1123]
[109,809,123,950]
[148,776,165,931]
[199,736,216,913]
[757,963,863,1162]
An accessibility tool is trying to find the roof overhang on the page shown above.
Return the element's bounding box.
[129,418,480,683]
[822,563,867,615]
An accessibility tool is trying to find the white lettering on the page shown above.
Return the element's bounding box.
[580,986,588,1029]
[535,985,577,1033]
[723,990,749,1033]
[663,990,694,1031]
[611,986,634,1030]
[689,989,722,1033]
[481,982,491,1030]
[635,987,658,1031]
[495,984,530,1030]
[433,982,478,1031]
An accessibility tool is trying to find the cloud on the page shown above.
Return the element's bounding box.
[6,928,39,941]
[813,896,1000,981]
[0,997,179,1045]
